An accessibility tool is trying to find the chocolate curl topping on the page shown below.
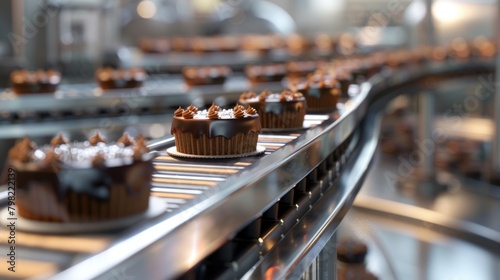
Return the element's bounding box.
[50,133,68,147]
[117,132,135,147]
[186,104,198,113]
[245,106,257,115]
[240,91,256,100]
[92,153,106,167]
[133,135,150,160]
[89,131,106,146]
[279,92,288,102]
[9,137,35,163]
[207,107,219,119]
[233,106,245,119]
[182,109,195,119]
[43,150,60,166]
[233,103,244,111]
[209,102,220,112]
[174,106,184,117]
[259,89,271,101]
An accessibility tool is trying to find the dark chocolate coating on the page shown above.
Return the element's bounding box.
[244,99,305,115]
[171,115,261,138]
[15,154,155,201]
[307,86,336,98]
[14,150,156,200]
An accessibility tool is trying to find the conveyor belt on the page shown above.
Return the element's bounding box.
[0,115,327,280]
[150,134,297,214]
[0,58,495,280]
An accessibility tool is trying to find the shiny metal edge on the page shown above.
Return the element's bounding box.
[49,60,495,280]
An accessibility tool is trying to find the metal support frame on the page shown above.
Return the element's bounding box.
[492,0,500,173]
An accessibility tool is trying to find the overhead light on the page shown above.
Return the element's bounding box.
[432,0,461,24]
[137,0,157,19]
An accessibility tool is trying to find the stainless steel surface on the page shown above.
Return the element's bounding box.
[318,233,337,280]
[1,2,499,279]
[241,59,495,280]
[341,207,499,280]
[54,111,356,279]
[0,58,495,279]
[494,0,500,172]
[244,100,380,279]
[424,0,436,46]
[0,133,298,280]
[418,92,435,178]
[352,70,500,252]
[354,149,500,250]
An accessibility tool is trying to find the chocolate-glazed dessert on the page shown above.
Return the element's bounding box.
[245,64,286,84]
[7,132,155,222]
[189,36,240,53]
[291,73,340,111]
[240,34,280,55]
[96,67,147,90]
[285,34,309,56]
[286,60,322,79]
[10,69,61,94]
[335,68,354,98]
[182,66,232,86]
[450,37,471,61]
[471,36,496,58]
[138,37,170,53]
[314,33,334,54]
[239,90,306,129]
[171,104,261,155]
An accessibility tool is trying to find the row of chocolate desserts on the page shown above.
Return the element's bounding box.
[171,36,500,157]
[183,36,497,87]
[7,36,495,95]
[6,89,311,223]
[8,68,147,95]
[5,56,343,222]
[5,36,497,225]
[2,40,421,223]
[7,62,337,95]
[138,33,356,56]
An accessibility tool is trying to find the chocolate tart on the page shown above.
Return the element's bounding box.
[239,90,306,129]
[96,67,147,90]
[171,104,261,156]
[10,69,61,94]
[291,73,340,111]
[7,132,155,222]
[182,66,232,86]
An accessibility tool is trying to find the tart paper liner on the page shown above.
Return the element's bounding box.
[167,145,266,159]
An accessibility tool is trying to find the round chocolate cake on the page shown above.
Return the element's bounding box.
[10,69,61,94]
[95,67,147,90]
[7,132,155,222]
[291,73,340,111]
[171,104,261,155]
[245,63,286,84]
[239,89,306,129]
[182,66,232,86]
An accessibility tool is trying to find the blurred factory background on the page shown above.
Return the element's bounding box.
[1,1,500,279]
[0,0,495,80]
